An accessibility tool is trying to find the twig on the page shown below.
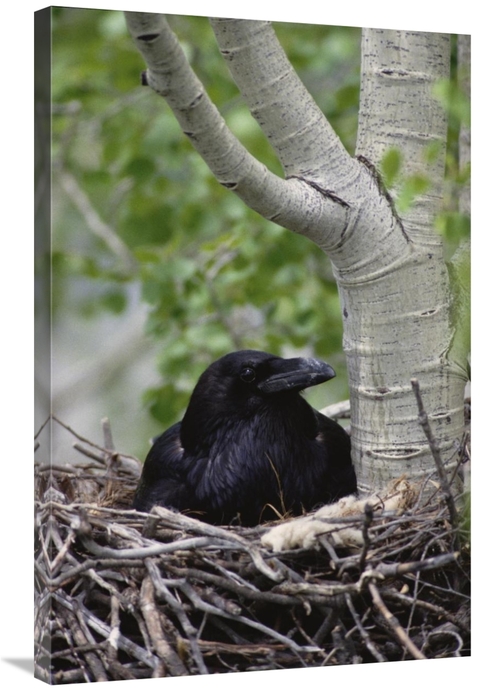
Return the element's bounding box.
[275,580,361,598]
[58,169,136,272]
[107,595,121,663]
[166,564,302,607]
[290,609,327,657]
[142,514,161,538]
[51,414,140,465]
[102,417,115,451]
[145,559,209,675]
[78,531,236,560]
[379,588,469,632]
[52,415,113,452]
[63,608,108,682]
[359,502,373,572]
[140,575,189,676]
[178,581,321,654]
[53,591,158,669]
[49,526,76,575]
[375,552,459,578]
[345,593,387,662]
[201,556,260,592]
[410,379,459,535]
[72,442,141,477]
[35,417,470,678]
[320,399,351,420]
[423,627,464,657]
[313,607,339,646]
[317,535,340,569]
[368,581,426,660]
[151,506,285,582]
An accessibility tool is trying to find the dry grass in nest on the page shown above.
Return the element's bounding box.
[34,415,470,684]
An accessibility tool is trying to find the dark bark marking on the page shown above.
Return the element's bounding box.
[356,155,410,242]
[137,33,160,42]
[380,68,411,77]
[188,93,204,109]
[286,175,350,209]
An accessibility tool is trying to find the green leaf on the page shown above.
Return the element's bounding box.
[380,147,403,188]
[395,173,431,213]
[447,239,470,375]
[433,78,470,127]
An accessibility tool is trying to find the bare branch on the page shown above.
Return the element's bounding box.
[345,592,387,662]
[368,582,427,660]
[411,378,459,534]
[124,12,349,248]
[36,422,469,679]
[210,19,354,182]
[58,169,136,272]
[140,575,189,675]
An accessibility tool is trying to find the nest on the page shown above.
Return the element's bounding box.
[35,416,471,684]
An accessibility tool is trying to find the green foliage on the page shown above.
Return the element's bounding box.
[379,35,470,260]
[448,240,471,377]
[51,9,354,436]
[435,35,471,258]
[380,148,432,213]
[51,11,468,442]
[380,147,403,189]
[433,78,470,129]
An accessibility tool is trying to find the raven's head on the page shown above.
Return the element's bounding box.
[180,350,335,449]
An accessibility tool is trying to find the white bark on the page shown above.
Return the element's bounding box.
[357,30,450,236]
[209,19,353,182]
[124,14,469,493]
[344,30,466,491]
[125,13,349,250]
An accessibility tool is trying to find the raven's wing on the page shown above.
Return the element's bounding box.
[133,408,356,523]
[132,422,193,513]
[315,411,357,500]
[184,408,356,525]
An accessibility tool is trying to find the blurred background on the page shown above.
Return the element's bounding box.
[40,8,469,463]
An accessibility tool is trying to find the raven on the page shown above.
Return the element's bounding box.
[133,350,356,525]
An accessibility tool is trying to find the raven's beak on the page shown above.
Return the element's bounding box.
[258,357,336,394]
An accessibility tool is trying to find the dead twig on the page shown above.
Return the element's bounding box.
[34,417,470,681]
[140,575,189,676]
[368,581,426,660]
[344,593,386,663]
[411,378,459,538]
[145,559,209,675]
[359,502,373,572]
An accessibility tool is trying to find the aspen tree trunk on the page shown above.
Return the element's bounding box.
[125,14,469,494]
[345,30,466,491]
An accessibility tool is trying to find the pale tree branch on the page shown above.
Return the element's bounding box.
[209,19,355,185]
[124,12,350,250]
[58,170,137,273]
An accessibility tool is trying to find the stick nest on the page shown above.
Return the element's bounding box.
[35,417,470,684]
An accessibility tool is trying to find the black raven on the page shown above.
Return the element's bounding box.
[133,350,356,525]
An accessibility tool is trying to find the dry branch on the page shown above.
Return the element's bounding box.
[35,416,470,682]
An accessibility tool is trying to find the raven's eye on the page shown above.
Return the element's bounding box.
[240,366,256,383]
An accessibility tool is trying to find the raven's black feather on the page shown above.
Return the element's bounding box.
[133,350,356,525]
